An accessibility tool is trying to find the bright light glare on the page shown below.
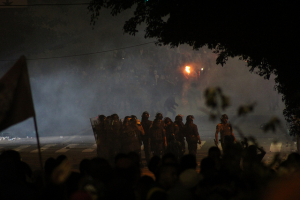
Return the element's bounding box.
[185,66,190,74]
[201,68,204,71]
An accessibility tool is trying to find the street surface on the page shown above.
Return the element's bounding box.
[0,132,296,177]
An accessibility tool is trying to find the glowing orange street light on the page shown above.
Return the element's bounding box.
[185,66,191,74]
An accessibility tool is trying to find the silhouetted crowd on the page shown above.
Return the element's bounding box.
[1,138,300,200]
[1,113,300,200]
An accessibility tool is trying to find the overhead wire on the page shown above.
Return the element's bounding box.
[1,3,157,62]
[0,3,90,7]
[0,41,156,62]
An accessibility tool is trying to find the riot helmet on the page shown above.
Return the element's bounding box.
[123,116,131,125]
[111,114,119,121]
[131,115,137,120]
[175,114,183,122]
[142,111,150,119]
[164,117,172,125]
[130,117,137,125]
[97,115,106,122]
[186,115,194,122]
[155,112,163,120]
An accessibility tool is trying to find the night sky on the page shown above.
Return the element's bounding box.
[0,1,284,137]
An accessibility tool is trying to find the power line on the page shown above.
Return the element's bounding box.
[0,41,156,62]
[0,3,90,7]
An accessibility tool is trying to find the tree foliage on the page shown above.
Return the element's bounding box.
[88,0,300,135]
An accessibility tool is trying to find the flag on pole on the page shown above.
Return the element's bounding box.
[0,56,35,131]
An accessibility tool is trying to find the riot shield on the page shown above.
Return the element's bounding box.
[90,117,98,142]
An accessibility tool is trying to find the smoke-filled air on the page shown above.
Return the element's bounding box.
[0,2,284,137]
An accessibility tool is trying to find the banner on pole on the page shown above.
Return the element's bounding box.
[0,56,35,132]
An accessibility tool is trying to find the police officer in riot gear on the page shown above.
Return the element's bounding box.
[215,114,236,150]
[164,117,178,145]
[94,115,107,158]
[120,117,142,158]
[141,111,152,165]
[155,112,165,129]
[149,118,167,157]
[164,117,182,158]
[174,114,186,155]
[184,115,201,155]
[107,114,122,162]
[155,112,164,121]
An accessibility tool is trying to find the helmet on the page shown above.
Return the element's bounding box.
[186,115,194,121]
[175,114,183,121]
[164,117,172,124]
[97,115,106,122]
[155,112,163,120]
[131,115,137,120]
[130,117,137,124]
[142,111,150,118]
[221,114,228,121]
[111,114,119,121]
[123,116,131,125]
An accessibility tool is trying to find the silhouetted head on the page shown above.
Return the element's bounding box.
[123,116,131,126]
[0,150,21,162]
[97,115,106,122]
[162,152,178,164]
[155,113,163,120]
[56,154,68,165]
[148,155,161,174]
[164,117,172,125]
[155,163,179,190]
[79,159,91,175]
[180,154,197,172]
[175,114,183,122]
[130,117,137,126]
[131,115,137,120]
[208,146,221,159]
[106,116,112,124]
[111,114,119,121]
[221,114,228,123]
[186,115,194,122]
[142,111,150,119]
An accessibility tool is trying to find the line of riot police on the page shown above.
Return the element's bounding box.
[92,112,201,165]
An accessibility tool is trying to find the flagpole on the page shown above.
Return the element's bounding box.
[33,115,43,171]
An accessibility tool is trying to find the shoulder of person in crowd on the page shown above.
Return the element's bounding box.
[216,123,222,128]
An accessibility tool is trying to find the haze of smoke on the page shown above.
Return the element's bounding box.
[0,4,284,137]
